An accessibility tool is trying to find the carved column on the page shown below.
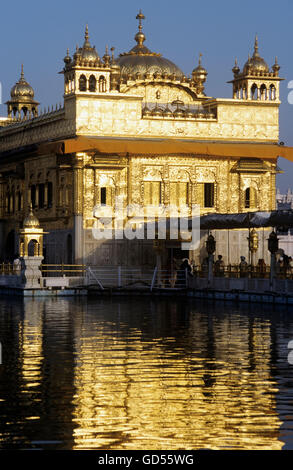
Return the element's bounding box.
[73,154,84,264]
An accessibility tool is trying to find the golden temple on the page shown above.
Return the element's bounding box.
[0,11,292,266]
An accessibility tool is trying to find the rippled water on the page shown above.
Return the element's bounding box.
[0,296,293,450]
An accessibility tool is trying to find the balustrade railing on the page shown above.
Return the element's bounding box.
[40,264,86,277]
[193,264,293,280]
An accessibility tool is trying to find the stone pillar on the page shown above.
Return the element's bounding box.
[73,155,84,264]
[20,256,44,288]
[74,215,84,264]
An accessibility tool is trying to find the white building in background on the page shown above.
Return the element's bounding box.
[276,188,293,256]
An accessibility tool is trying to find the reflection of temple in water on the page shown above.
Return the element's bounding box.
[1,297,293,449]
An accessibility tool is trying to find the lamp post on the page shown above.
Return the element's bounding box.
[248,228,259,276]
[268,230,278,291]
[206,233,216,286]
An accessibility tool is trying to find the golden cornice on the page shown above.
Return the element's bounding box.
[60,136,287,159]
[229,73,284,83]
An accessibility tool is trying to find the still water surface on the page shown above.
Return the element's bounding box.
[0,296,293,450]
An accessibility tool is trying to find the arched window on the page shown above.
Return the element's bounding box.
[99,76,106,92]
[28,239,39,257]
[79,74,87,92]
[89,75,96,92]
[245,187,257,208]
[251,84,258,100]
[47,182,53,208]
[38,183,45,208]
[17,191,22,211]
[100,187,107,205]
[30,185,36,209]
[260,84,267,101]
[270,84,276,100]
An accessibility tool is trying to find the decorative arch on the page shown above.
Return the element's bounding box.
[270,84,276,100]
[28,239,39,257]
[251,83,258,100]
[260,84,267,100]
[89,75,96,92]
[244,186,257,209]
[122,81,198,102]
[79,74,87,92]
[99,76,106,92]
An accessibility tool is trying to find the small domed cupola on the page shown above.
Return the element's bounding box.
[229,36,284,101]
[243,36,269,75]
[78,25,100,63]
[6,65,39,119]
[23,204,40,229]
[232,58,240,77]
[191,53,208,96]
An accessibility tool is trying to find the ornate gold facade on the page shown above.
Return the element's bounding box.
[0,11,290,265]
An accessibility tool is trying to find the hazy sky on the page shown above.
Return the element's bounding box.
[0,0,292,191]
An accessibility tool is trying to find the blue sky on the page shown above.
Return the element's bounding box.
[0,0,292,191]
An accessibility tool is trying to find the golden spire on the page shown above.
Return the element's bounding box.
[136,9,145,32]
[21,64,24,80]
[111,46,115,63]
[272,56,280,74]
[85,24,89,42]
[135,10,146,47]
[64,48,71,65]
[232,57,240,75]
[253,34,259,57]
[103,45,110,66]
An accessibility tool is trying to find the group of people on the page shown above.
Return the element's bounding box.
[215,254,268,277]
[276,254,293,276]
[205,252,293,278]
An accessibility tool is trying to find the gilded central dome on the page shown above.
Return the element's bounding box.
[116,11,184,79]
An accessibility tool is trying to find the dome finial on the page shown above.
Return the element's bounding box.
[232,57,240,75]
[254,34,259,57]
[134,9,146,47]
[136,9,145,32]
[103,45,110,66]
[272,55,280,74]
[64,48,71,65]
[85,24,89,42]
[198,52,202,66]
[111,46,115,63]
[20,64,24,80]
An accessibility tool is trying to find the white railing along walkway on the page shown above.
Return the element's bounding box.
[85,266,189,291]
